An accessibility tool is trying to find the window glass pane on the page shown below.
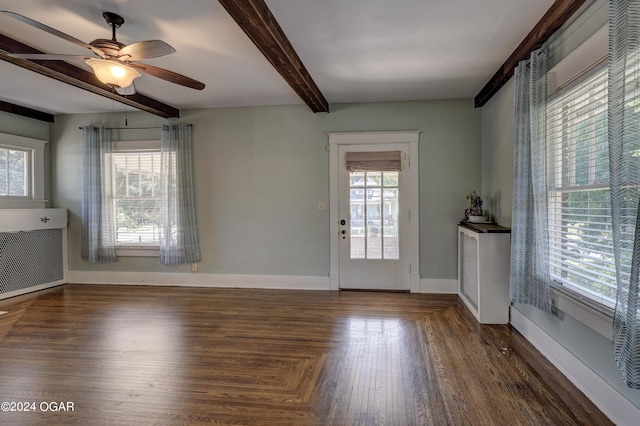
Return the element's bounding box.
[547,68,616,307]
[0,149,7,196]
[112,151,162,246]
[0,147,28,197]
[115,199,161,244]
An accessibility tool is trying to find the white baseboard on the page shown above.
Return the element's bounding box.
[0,280,65,301]
[68,271,331,291]
[69,272,459,294]
[417,278,457,294]
[510,307,639,426]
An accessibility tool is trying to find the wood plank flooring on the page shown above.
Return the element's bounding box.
[0,284,612,425]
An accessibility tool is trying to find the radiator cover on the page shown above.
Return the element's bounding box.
[457,225,511,324]
[0,208,68,299]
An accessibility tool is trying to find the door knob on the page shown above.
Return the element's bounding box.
[341,230,346,234]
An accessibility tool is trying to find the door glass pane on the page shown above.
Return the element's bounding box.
[349,170,399,260]
[350,188,365,259]
[367,172,382,186]
[384,187,399,259]
[350,172,365,187]
[366,188,382,259]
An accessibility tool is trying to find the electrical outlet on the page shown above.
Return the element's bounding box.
[318,202,327,211]
[191,263,198,272]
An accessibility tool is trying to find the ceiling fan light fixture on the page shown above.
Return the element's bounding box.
[86,58,141,88]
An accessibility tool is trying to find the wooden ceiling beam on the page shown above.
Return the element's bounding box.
[218,0,329,113]
[474,0,587,108]
[0,33,180,118]
[0,99,54,122]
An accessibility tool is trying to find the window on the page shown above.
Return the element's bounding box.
[0,146,30,197]
[109,141,161,250]
[0,133,46,208]
[547,66,616,308]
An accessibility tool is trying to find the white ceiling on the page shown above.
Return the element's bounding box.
[0,0,555,116]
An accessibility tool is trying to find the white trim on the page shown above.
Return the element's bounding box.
[0,199,46,209]
[548,25,608,97]
[327,131,420,145]
[112,139,160,151]
[0,133,47,151]
[68,271,331,290]
[115,248,160,257]
[409,140,420,292]
[552,286,613,339]
[0,208,67,232]
[417,278,458,294]
[510,307,639,426]
[327,131,420,291]
[0,282,65,301]
[0,133,47,207]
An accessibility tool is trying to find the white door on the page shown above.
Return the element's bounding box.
[337,144,410,290]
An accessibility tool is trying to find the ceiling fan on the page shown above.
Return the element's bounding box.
[1,10,205,95]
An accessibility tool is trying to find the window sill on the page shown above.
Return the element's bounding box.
[550,284,613,340]
[116,247,159,257]
[0,199,47,209]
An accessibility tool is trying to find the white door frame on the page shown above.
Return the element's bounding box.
[328,131,421,292]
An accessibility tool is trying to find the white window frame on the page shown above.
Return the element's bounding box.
[545,25,614,339]
[111,140,161,257]
[0,133,46,209]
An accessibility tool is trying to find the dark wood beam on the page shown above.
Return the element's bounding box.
[218,0,329,113]
[474,0,587,108]
[0,99,54,122]
[0,33,180,118]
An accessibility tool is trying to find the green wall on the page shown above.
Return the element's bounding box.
[480,0,640,412]
[0,110,50,140]
[50,99,480,280]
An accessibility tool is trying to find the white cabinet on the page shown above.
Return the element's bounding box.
[457,224,511,324]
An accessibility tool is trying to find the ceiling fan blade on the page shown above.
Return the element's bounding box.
[7,53,91,61]
[1,10,106,58]
[119,40,176,61]
[128,62,205,90]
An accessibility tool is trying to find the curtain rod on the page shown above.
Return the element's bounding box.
[78,124,192,130]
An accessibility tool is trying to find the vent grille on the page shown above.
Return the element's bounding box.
[0,229,64,294]
[460,232,479,310]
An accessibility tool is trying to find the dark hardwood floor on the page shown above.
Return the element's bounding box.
[0,284,611,425]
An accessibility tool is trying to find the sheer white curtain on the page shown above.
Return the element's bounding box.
[609,0,640,389]
[81,125,118,263]
[159,123,200,264]
[510,47,552,313]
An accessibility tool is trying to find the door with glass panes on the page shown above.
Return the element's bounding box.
[338,144,409,290]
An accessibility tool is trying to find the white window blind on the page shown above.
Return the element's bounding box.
[546,67,617,308]
[110,150,162,246]
[345,151,401,172]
